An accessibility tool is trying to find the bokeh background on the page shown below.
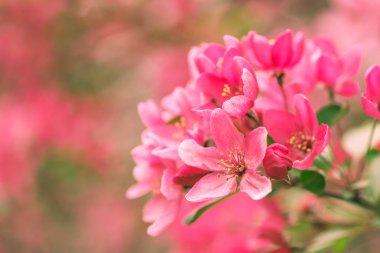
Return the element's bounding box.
[1,0,380,252]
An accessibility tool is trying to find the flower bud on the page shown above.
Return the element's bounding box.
[263,144,293,180]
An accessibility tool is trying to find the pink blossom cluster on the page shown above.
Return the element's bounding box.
[129,28,371,244]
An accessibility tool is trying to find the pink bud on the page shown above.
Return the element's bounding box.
[263,144,293,180]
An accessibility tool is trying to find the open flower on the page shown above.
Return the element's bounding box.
[361,65,380,120]
[315,38,361,97]
[178,108,271,202]
[242,30,304,71]
[263,94,330,169]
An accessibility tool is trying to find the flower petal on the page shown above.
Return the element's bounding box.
[294,94,318,136]
[222,95,253,118]
[211,108,244,153]
[240,171,271,200]
[365,65,380,100]
[361,94,380,120]
[272,30,292,68]
[313,124,331,155]
[244,127,268,171]
[185,173,237,202]
[196,73,227,102]
[146,197,180,236]
[178,139,223,171]
[335,80,360,97]
[292,152,316,170]
[317,53,340,85]
[242,68,259,100]
[263,110,297,144]
[253,34,272,68]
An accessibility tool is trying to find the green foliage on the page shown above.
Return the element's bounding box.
[300,170,326,195]
[317,104,349,126]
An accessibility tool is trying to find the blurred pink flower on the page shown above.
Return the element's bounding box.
[361,65,380,120]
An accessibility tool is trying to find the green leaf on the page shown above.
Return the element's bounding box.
[317,104,349,126]
[300,170,326,195]
[184,192,236,225]
[366,148,380,163]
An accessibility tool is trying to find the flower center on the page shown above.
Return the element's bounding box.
[221,84,242,97]
[289,132,315,154]
[218,151,246,176]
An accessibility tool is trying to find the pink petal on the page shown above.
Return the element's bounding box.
[292,152,316,170]
[196,73,226,102]
[289,32,304,66]
[222,95,253,118]
[313,124,331,155]
[240,171,271,200]
[178,139,223,171]
[147,198,180,236]
[195,55,217,74]
[253,34,272,68]
[365,65,380,100]
[294,94,318,136]
[211,108,244,153]
[161,168,181,200]
[263,110,297,144]
[242,68,259,100]
[221,48,241,84]
[185,173,237,202]
[244,127,268,171]
[334,80,360,97]
[272,30,292,69]
[341,49,361,76]
[223,35,241,49]
[317,53,340,85]
[126,183,151,199]
[203,43,226,63]
[361,94,380,120]
[137,100,163,127]
[143,195,168,223]
[173,165,207,187]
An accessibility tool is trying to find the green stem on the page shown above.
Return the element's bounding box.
[319,155,333,169]
[275,73,288,111]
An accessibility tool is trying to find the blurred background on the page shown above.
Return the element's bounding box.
[1,0,380,252]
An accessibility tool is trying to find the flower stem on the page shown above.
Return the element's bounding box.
[275,73,288,111]
[357,119,377,180]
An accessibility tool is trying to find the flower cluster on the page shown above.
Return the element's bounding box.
[129,29,378,250]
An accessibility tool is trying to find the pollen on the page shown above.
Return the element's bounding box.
[289,132,314,154]
[217,150,246,176]
[221,84,242,97]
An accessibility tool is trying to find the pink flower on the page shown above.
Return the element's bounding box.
[263,144,293,180]
[263,94,330,170]
[315,38,361,97]
[179,108,271,202]
[194,48,259,117]
[361,65,380,120]
[242,30,304,71]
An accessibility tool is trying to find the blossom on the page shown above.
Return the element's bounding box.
[315,38,361,97]
[179,108,271,202]
[242,30,304,71]
[192,44,259,117]
[361,65,380,120]
[263,94,330,169]
[263,144,293,180]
